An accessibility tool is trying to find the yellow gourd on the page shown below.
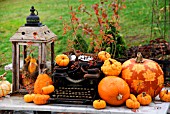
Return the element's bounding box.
[101,58,122,76]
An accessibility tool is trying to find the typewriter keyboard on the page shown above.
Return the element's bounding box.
[54,87,95,99]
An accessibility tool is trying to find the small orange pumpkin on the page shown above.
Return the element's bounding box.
[98,51,111,62]
[121,52,164,98]
[98,76,130,106]
[55,54,69,67]
[159,90,170,102]
[93,99,106,109]
[33,94,50,105]
[137,92,152,105]
[42,85,55,95]
[101,58,122,76]
[129,94,138,101]
[24,94,35,103]
[126,94,140,109]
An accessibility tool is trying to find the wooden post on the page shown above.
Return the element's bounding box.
[23,45,27,64]
[51,41,54,73]
[39,43,42,74]
[12,42,17,92]
[16,44,20,91]
[42,43,47,68]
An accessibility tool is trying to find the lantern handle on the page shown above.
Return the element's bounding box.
[35,9,38,16]
[30,6,38,16]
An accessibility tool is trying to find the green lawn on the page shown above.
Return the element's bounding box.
[0,0,169,82]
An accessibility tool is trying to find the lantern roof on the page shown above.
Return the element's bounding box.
[10,25,57,42]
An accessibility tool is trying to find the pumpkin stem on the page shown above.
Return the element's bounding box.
[136,52,144,63]
[109,59,113,64]
[98,99,100,102]
[117,94,123,100]
[0,72,7,80]
[165,90,168,94]
[142,92,146,97]
[104,52,107,58]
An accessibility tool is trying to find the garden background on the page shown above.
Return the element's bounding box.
[0,0,169,83]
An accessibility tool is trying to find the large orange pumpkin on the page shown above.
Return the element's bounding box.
[121,52,164,98]
[34,70,53,94]
[98,76,130,106]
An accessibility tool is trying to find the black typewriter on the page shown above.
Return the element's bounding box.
[49,51,104,105]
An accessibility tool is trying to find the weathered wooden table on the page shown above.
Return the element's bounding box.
[0,95,169,114]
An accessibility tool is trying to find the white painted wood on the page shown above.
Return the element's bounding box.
[0,95,169,114]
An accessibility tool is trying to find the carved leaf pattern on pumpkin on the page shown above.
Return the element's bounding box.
[145,61,157,70]
[122,60,131,68]
[147,87,154,97]
[143,69,156,82]
[122,68,132,79]
[132,64,145,74]
[131,80,144,92]
[157,75,164,87]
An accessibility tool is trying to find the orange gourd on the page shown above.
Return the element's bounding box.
[159,90,170,102]
[101,58,122,76]
[93,99,106,109]
[98,76,130,106]
[121,52,164,98]
[33,94,50,105]
[28,56,38,75]
[42,85,55,95]
[24,94,35,103]
[34,70,53,94]
[137,92,152,105]
[98,51,111,62]
[126,94,140,109]
[55,54,69,67]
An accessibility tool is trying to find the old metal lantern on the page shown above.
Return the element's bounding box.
[10,6,57,93]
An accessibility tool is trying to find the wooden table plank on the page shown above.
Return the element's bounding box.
[0,95,169,114]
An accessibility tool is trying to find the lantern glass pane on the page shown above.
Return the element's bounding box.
[19,44,39,93]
